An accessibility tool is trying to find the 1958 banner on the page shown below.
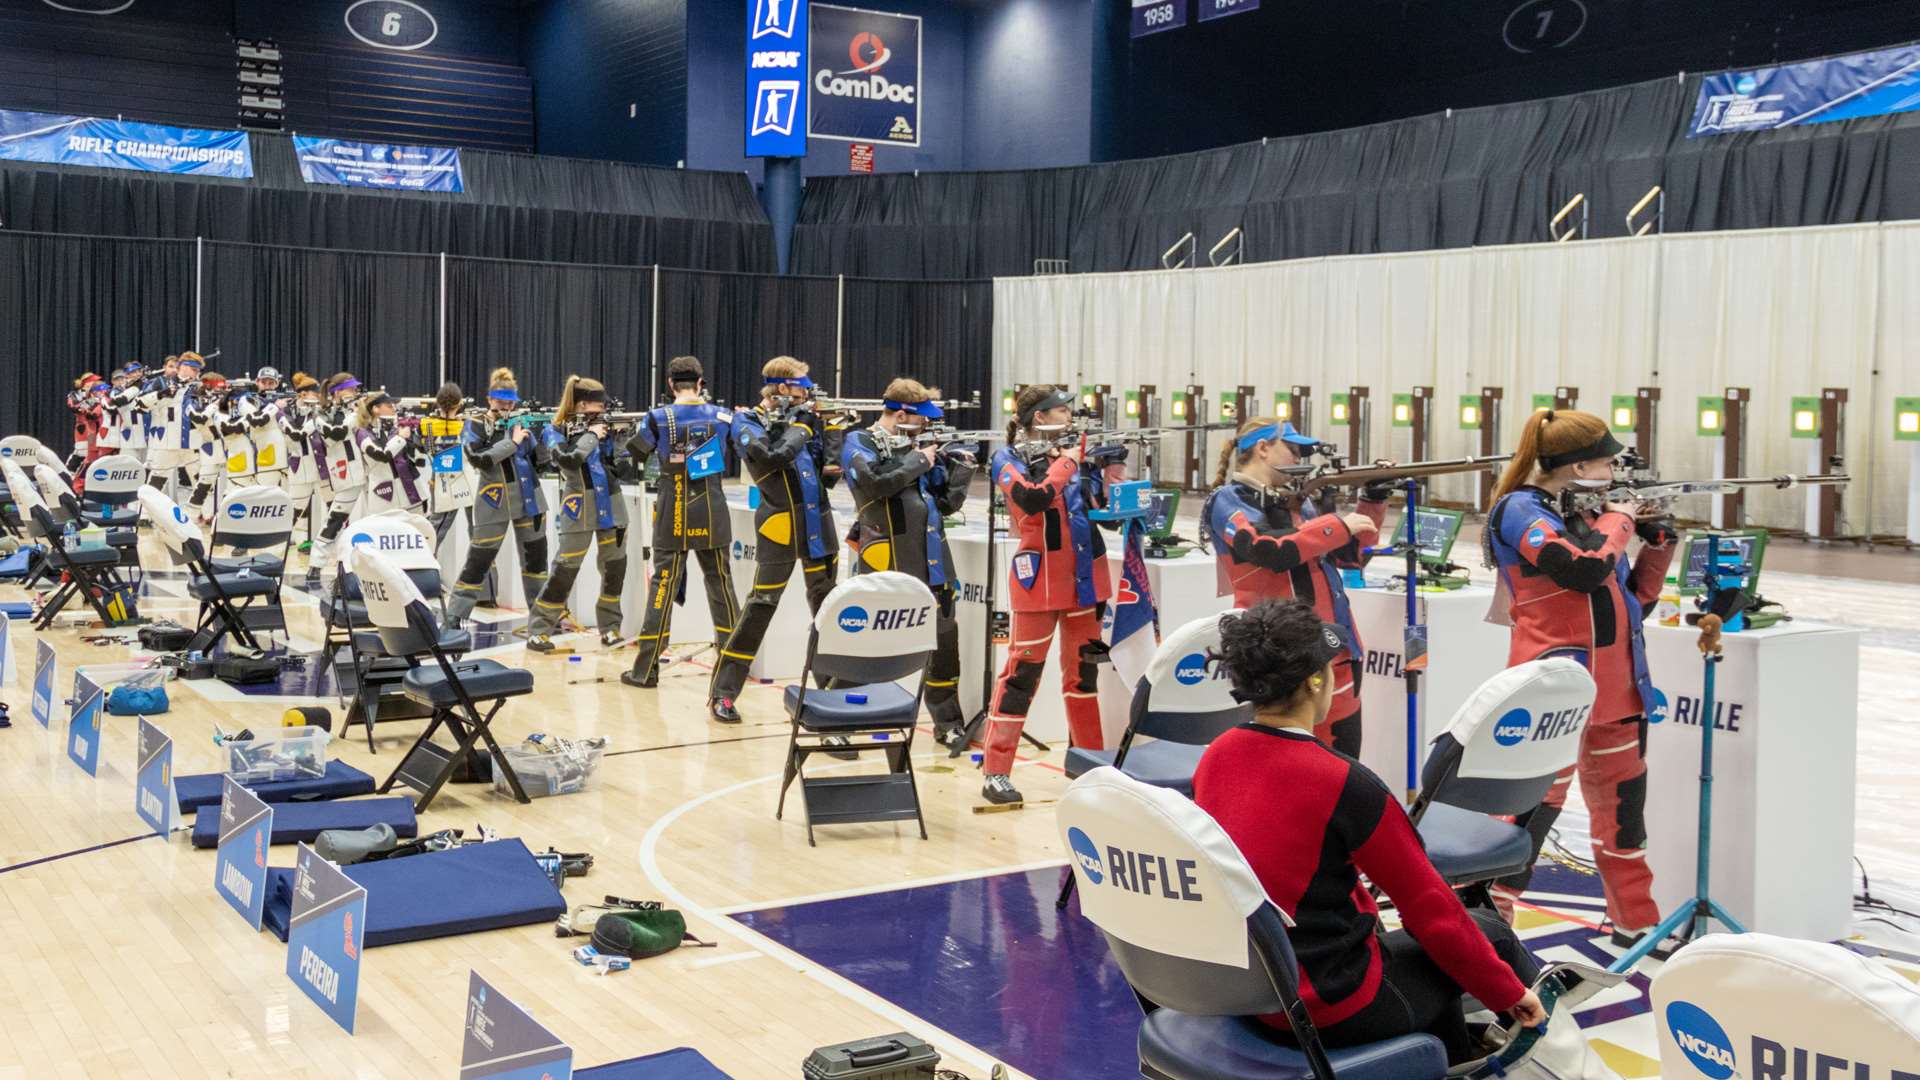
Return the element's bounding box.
[809,4,921,147]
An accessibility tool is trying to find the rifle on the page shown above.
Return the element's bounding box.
[1569,473,1851,515]
[1275,454,1513,502]
[816,390,983,425]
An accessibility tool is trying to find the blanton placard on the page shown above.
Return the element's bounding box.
[809,4,921,147]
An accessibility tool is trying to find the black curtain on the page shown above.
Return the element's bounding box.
[0,231,195,450]
[445,257,653,408]
[0,133,775,272]
[793,72,1920,279]
[839,278,993,417]
[201,241,438,393]
[654,270,840,410]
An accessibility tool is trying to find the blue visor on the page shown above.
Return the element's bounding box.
[1280,422,1319,447]
[1238,421,1320,452]
[885,399,944,420]
[487,387,520,402]
[765,375,814,389]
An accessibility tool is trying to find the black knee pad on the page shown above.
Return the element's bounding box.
[457,544,497,585]
[602,558,627,590]
[320,510,350,541]
[521,536,549,576]
[997,660,1047,717]
[1613,771,1649,850]
[1075,639,1112,693]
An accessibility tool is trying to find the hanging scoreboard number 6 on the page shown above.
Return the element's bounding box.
[1502,0,1586,54]
[344,0,440,52]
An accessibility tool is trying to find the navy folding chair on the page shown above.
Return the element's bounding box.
[8,460,133,629]
[1406,658,1595,909]
[76,453,146,581]
[332,513,469,751]
[0,436,69,538]
[777,571,938,845]
[355,545,533,811]
[139,485,273,654]
[25,462,79,589]
[1059,766,1447,1080]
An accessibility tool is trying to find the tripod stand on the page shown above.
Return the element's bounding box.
[1609,533,1750,972]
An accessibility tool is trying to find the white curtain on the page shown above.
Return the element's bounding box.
[995,221,1900,534]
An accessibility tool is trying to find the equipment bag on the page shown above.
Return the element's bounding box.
[139,621,196,651]
[216,656,282,686]
[590,906,715,960]
[106,683,170,716]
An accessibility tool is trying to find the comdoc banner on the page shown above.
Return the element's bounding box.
[0,109,253,178]
[292,136,464,192]
[810,4,921,147]
[1691,41,1920,137]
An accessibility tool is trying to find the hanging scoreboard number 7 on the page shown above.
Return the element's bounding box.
[1502,0,1586,54]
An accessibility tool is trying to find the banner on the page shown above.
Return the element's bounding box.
[31,639,55,728]
[460,971,573,1080]
[1691,42,1920,137]
[0,109,253,178]
[746,0,810,157]
[292,135,464,192]
[286,843,367,1034]
[1131,0,1186,38]
[1196,0,1257,22]
[809,4,921,147]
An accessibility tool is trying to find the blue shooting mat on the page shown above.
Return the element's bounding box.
[188,795,417,849]
[173,760,376,814]
[260,838,565,947]
[577,1049,734,1079]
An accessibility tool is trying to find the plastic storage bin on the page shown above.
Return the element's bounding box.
[224,726,330,784]
[493,739,606,798]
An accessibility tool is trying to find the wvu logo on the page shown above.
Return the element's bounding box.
[479,483,503,508]
[562,494,584,520]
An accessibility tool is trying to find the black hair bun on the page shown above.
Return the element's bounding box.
[1217,600,1330,707]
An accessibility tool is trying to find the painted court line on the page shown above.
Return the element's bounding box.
[717,858,1071,915]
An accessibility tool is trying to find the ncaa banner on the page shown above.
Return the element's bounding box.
[0,108,253,178]
[1691,41,1920,137]
[292,136,463,192]
[746,0,809,157]
[809,4,921,147]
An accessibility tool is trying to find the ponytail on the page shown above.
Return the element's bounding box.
[1007,383,1061,446]
[1491,408,1614,504]
[488,367,517,393]
[553,375,584,425]
[1214,416,1281,488]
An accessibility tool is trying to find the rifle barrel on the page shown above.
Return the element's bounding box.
[1300,455,1513,490]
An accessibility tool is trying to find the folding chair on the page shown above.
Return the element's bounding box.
[24,463,78,590]
[136,485,277,655]
[1405,658,1595,910]
[4,460,132,630]
[76,453,146,581]
[354,545,534,811]
[199,485,294,647]
[1059,766,1447,1080]
[776,571,938,845]
[1058,610,1250,908]
[331,512,470,751]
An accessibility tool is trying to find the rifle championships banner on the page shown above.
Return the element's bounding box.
[1691,41,1920,137]
[0,108,253,178]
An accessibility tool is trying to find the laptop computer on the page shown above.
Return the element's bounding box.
[1678,529,1768,596]
[1394,506,1465,568]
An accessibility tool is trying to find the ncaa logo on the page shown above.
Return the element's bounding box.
[171,506,190,524]
[349,532,373,547]
[838,605,870,633]
[1525,526,1546,548]
[1492,707,1531,747]
[1068,827,1104,885]
[1736,74,1758,95]
[92,468,109,482]
[1173,652,1209,686]
[1666,1001,1735,1079]
[751,0,800,39]
[1646,686,1670,724]
[226,503,248,521]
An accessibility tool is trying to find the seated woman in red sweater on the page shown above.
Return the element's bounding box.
[1193,600,1545,1062]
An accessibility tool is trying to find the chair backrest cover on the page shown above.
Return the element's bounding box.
[1649,932,1920,1080]
[138,485,206,562]
[351,545,438,657]
[1059,766,1303,1017]
[2,460,44,518]
[809,571,937,684]
[1132,611,1250,744]
[83,454,147,509]
[336,511,439,572]
[1420,658,1595,817]
[213,485,293,553]
[33,463,73,507]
